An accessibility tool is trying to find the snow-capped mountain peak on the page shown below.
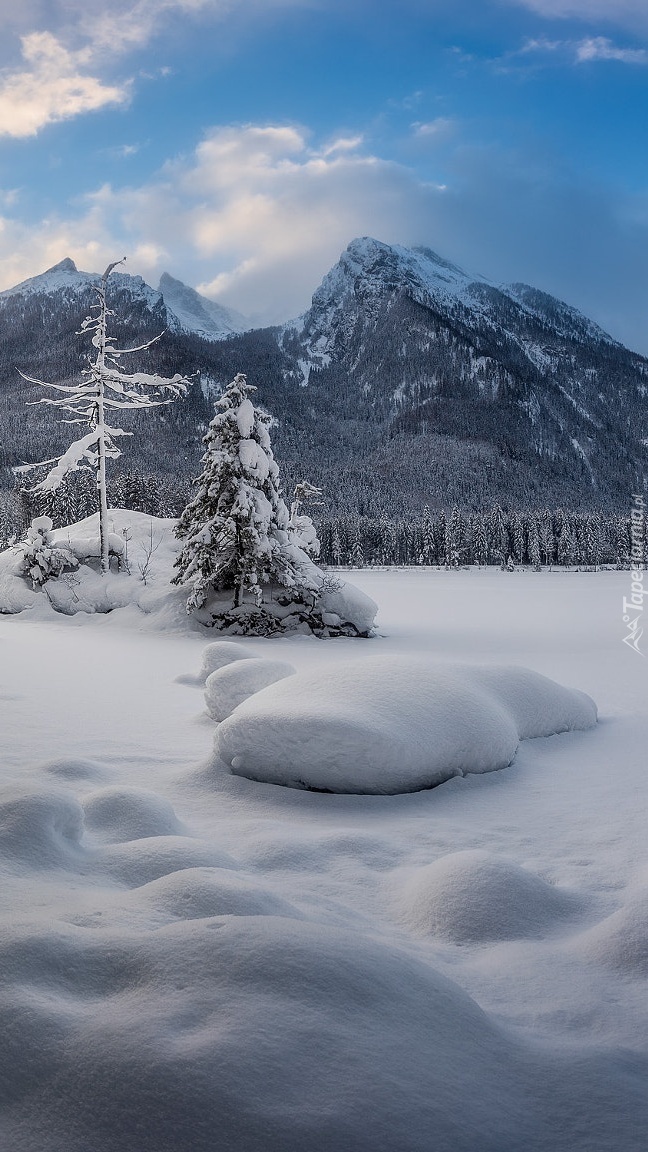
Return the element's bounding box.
[0,258,98,301]
[0,260,249,343]
[45,257,78,274]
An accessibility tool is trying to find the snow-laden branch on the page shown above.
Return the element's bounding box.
[14,426,130,493]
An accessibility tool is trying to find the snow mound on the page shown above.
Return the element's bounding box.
[0,914,643,1152]
[82,787,183,843]
[98,836,238,887]
[215,658,597,794]
[205,657,296,721]
[573,891,648,975]
[42,757,112,782]
[199,640,255,681]
[134,867,299,921]
[396,850,580,943]
[0,788,85,868]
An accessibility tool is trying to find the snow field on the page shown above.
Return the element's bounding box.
[0,564,647,1150]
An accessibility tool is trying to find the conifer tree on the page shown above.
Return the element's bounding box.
[473,514,488,567]
[557,517,574,567]
[489,504,509,567]
[15,259,189,572]
[446,507,464,567]
[173,373,315,613]
[420,505,435,565]
[527,516,542,571]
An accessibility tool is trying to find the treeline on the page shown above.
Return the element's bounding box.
[2,482,643,571]
[0,471,192,549]
[315,506,645,569]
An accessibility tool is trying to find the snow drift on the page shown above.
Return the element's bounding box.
[215,658,597,794]
[1,900,644,1152]
[395,850,581,943]
[0,568,645,1152]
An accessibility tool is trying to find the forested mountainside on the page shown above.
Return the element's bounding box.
[1,241,646,519]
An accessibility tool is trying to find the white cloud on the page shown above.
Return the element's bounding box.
[575,36,647,63]
[412,117,455,138]
[512,34,647,66]
[505,0,648,33]
[76,0,219,57]
[0,31,128,137]
[0,0,314,134]
[73,124,433,320]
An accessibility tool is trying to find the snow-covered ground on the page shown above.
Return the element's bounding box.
[1,560,647,1151]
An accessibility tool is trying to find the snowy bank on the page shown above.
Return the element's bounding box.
[215,657,597,793]
[0,509,377,636]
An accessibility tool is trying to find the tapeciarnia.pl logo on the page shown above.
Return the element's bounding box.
[622,494,646,656]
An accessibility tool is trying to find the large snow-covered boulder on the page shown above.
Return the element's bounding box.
[214,658,597,794]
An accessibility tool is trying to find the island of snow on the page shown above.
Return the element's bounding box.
[0,509,377,637]
[214,657,597,794]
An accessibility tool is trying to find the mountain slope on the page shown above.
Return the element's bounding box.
[158,273,250,340]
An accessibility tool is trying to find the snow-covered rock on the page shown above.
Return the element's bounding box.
[215,658,597,794]
[205,658,296,721]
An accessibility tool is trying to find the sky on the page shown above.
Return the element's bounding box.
[0,0,647,350]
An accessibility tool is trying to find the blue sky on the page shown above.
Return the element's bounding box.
[0,0,647,350]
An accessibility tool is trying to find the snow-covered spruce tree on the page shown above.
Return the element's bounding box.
[14,260,190,574]
[17,516,78,589]
[173,373,318,616]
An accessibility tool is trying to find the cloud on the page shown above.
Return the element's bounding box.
[98,124,436,320]
[575,36,647,63]
[505,0,648,34]
[511,34,648,66]
[0,0,315,133]
[0,31,128,136]
[412,117,456,138]
[75,0,220,57]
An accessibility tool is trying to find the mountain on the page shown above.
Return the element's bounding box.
[157,273,249,340]
[0,257,165,317]
[0,258,249,342]
[0,241,646,521]
[273,237,648,511]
